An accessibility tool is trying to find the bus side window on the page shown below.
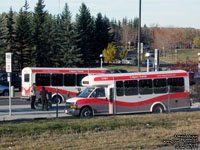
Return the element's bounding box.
[168,77,184,93]
[36,73,50,86]
[116,81,124,96]
[124,80,138,96]
[139,79,153,95]
[24,74,29,82]
[64,74,75,86]
[52,74,63,86]
[153,78,167,94]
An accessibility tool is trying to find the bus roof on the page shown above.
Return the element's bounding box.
[22,67,111,74]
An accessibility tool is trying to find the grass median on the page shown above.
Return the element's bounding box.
[0,111,200,150]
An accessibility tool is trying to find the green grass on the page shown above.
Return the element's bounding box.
[0,115,174,137]
[1,112,200,150]
[160,49,200,63]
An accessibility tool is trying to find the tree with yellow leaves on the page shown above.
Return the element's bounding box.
[194,37,200,48]
[103,43,117,63]
[119,47,128,60]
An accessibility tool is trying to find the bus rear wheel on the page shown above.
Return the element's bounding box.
[152,104,165,113]
[52,96,62,104]
[80,107,93,118]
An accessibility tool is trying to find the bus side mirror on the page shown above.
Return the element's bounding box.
[109,88,114,103]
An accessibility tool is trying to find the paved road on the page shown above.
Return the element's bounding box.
[0,98,30,105]
[0,96,69,121]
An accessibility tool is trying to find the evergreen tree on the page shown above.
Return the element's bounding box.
[15,0,32,70]
[6,8,17,71]
[32,0,49,67]
[0,14,8,71]
[6,8,16,53]
[61,3,82,67]
[75,3,95,65]
[48,15,63,67]
[94,13,112,60]
[110,19,121,46]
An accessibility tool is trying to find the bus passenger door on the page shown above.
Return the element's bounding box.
[109,88,114,114]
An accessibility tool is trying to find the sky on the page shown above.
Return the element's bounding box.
[0,0,200,29]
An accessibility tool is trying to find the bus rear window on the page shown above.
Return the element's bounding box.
[24,74,29,82]
[168,77,184,93]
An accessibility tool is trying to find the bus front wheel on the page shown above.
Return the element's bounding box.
[152,104,165,113]
[80,107,93,118]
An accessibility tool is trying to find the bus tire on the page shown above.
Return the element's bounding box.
[80,107,93,118]
[152,104,165,113]
[52,95,62,104]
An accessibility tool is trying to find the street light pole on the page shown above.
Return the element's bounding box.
[138,0,142,72]
[100,54,103,68]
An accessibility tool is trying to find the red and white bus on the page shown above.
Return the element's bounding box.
[21,67,111,103]
[65,70,191,117]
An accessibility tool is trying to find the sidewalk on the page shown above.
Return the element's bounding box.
[0,103,69,121]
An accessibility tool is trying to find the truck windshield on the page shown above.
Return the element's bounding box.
[78,88,94,98]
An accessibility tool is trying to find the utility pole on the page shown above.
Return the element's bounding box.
[137,0,142,72]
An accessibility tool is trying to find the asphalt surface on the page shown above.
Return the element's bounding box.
[0,92,69,121]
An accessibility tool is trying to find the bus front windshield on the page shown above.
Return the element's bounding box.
[78,88,94,98]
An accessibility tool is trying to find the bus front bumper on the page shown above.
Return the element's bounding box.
[64,108,80,116]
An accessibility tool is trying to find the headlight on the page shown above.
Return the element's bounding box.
[66,102,77,109]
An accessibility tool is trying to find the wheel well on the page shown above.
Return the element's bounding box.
[79,105,94,116]
[150,102,166,112]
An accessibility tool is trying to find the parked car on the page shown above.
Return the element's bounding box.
[142,59,154,67]
[147,49,155,57]
[111,69,129,73]
[122,57,137,65]
[0,72,21,91]
[0,84,9,96]
[113,59,121,64]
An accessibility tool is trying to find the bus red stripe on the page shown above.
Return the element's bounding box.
[32,69,110,74]
[76,92,189,107]
[93,72,188,81]
[77,98,109,105]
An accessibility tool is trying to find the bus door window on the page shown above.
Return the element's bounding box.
[109,88,114,103]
